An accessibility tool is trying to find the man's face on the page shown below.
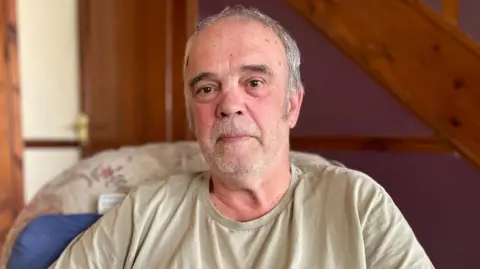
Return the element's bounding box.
[184,18,302,178]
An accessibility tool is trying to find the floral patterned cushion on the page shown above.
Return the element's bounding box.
[0,141,339,267]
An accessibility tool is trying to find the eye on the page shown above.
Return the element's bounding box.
[247,79,263,88]
[193,86,218,102]
[195,86,215,95]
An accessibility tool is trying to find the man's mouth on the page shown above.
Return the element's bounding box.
[217,134,251,143]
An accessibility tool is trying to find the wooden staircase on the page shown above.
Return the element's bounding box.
[287,0,480,170]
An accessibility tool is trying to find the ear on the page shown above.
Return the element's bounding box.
[287,85,304,128]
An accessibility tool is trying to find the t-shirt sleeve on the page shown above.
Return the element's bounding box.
[359,176,435,269]
[48,192,136,269]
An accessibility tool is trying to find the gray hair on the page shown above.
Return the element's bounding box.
[183,5,303,130]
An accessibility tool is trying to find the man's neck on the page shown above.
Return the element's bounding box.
[209,158,292,222]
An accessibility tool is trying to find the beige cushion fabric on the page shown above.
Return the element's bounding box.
[0,141,340,267]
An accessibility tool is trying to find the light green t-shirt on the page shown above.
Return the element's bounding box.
[50,164,434,268]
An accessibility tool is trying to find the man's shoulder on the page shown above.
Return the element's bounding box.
[293,164,434,268]
[295,162,387,204]
[297,162,381,187]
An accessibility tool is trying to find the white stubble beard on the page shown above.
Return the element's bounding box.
[200,116,288,188]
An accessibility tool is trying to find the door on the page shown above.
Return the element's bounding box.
[78,0,197,157]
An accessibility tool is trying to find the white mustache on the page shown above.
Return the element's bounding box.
[211,119,259,140]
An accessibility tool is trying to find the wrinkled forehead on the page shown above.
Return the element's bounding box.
[185,18,287,76]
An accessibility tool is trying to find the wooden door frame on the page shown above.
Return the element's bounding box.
[0,0,24,251]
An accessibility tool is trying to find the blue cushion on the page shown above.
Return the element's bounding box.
[7,213,101,269]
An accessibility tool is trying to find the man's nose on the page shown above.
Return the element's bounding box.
[216,89,244,118]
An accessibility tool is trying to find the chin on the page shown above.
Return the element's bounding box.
[213,153,267,175]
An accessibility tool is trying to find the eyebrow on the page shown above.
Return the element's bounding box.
[188,72,216,88]
[240,64,273,76]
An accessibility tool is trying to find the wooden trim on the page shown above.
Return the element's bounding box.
[77,0,91,158]
[78,0,89,116]
[165,0,174,141]
[0,0,23,254]
[186,0,198,36]
[288,0,480,169]
[5,0,23,212]
[170,0,197,141]
[25,140,80,148]
[290,136,451,152]
[442,0,459,26]
[25,136,450,152]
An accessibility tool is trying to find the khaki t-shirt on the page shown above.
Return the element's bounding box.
[50,164,434,268]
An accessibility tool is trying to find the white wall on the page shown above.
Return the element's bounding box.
[17,0,81,202]
[23,149,80,202]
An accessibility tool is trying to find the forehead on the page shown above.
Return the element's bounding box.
[186,18,287,75]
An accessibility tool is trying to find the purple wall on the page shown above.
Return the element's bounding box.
[199,0,480,268]
[423,0,480,42]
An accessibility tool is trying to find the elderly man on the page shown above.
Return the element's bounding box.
[50,6,434,269]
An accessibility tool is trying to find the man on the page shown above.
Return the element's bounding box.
[50,6,434,268]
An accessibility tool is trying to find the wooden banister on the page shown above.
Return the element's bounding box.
[287,0,480,169]
[442,0,460,26]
